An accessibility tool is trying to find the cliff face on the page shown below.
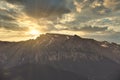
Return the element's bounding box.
[0,33,120,80]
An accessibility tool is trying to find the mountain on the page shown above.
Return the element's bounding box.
[0,33,120,80]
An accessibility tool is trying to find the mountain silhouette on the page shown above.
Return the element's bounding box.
[0,33,120,80]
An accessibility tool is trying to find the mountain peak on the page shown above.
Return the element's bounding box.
[36,33,82,40]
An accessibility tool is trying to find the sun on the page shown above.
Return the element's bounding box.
[30,29,40,35]
[29,29,40,39]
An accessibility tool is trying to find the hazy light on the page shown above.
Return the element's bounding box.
[29,29,41,39]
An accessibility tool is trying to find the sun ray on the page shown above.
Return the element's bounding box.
[28,29,41,39]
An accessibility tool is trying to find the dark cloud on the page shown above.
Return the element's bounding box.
[92,5,111,15]
[74,0,120,11]
[61,25,108,32]
[0,9,12,20]
[0,21,28,31]
[0,14,15,21]
[0,7,27,31]
[73,0,119,18]
[5,0,120,22]
[6,0,70,19]
[78,26,108,32]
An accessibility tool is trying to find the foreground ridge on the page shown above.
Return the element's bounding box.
[0,33,120,80]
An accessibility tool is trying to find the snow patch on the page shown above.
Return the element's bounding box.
[101,44,109,48]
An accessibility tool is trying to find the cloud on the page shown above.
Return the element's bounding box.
[0,2,28,31]
[5,0,120,25]
[0,14,15,21]
[6,0,71,19]
[0,0,119,43]
[103,0,120,10]
[0,9,16,21]
[55,25,108,32]
[71,0,119,22]
[0,21,28,31]
[78,26,108,32]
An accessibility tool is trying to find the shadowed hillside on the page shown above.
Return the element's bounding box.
[0,63,87,80]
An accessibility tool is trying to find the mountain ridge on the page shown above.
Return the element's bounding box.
[0,33,120,80]
[0,33,120,45]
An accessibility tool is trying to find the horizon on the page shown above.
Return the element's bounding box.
[0,33,120,45]
[0,0,120,43]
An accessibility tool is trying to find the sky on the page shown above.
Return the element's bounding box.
[0,0,120,43]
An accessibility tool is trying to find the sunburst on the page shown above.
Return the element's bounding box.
[29,29,40,39]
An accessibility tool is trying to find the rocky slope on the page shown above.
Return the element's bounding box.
[0,33,120,80]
